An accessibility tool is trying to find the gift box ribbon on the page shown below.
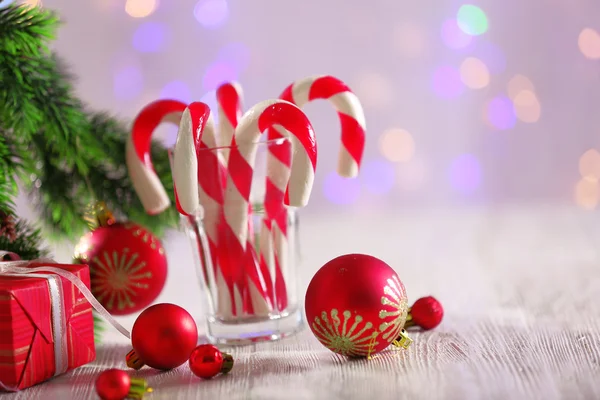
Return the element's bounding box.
[0,251,131,391]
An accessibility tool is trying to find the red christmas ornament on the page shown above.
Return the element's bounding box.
[189,344,234,379]
[95,369,152,400]
[405,296,444,330]
[305,254,411,357]
[126,303,198,370]
[74,213,168,315]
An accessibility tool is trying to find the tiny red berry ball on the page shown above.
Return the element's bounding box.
[409,296,444,330]
[96,369,130,400]
[189,344,234,379]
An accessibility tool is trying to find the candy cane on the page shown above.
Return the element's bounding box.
[223,99,317,315]
[262,75,367,310]
[279,75,366,177]
[172,101,234,318]
[216,82,244,160]
[216,82,277,313]
[126,99,187,214]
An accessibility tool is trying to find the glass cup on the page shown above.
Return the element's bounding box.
[178,138,303,344]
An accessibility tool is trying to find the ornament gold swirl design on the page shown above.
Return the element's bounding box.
[378,275,409,342]
[91,248,152,311]
[312,309,379,357]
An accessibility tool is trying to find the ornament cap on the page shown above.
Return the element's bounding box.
[128,377,153,399]
[392,329,413,349]
[221,352,234,374]
[85,201,116,228]
[126,349,145,370]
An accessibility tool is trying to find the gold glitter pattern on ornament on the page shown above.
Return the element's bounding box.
[91,248,152,311]
[126,222,165,255]
[378,275,409,342]
[312,309,379,357]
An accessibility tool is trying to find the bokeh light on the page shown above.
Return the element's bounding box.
[202,61,237,92]
[194,0,229,29]
[507,74,535,100]
[575,178,599,210]
[432,65,464,99]
[578,28,600,60]
[21,0,41,8]
[360,160,396,195]
[449,154,482,193]
[354,73,394,109]
[113,66,143,100]
[483,96,516,130]
[132,22,168,53]
[159,81,192,103]
[397,157,428,192]
[459,57,490,89]
[217,42,251,73]
[393,23,427,59]
[441,19,473,50]
[473,40,506,74]
[378,128,415,163]
[457,5,488,36]
[579,149,600,181]
[513,90,541,123]
[125,0,158,18]
[323,172,361,205]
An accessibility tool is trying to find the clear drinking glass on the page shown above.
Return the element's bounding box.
[179,138,303,344]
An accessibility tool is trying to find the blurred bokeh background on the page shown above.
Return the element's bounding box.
[20,0,600,211]
[11,0,600,326]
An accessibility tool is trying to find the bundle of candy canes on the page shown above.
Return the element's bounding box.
[126,76,366,318]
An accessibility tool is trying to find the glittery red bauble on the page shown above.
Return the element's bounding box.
[189,344,224,379]
[410,296,443,330]
[74,222,167,315]
[305,254,409,357]
[131,303,198,370]
[95,369,130,400]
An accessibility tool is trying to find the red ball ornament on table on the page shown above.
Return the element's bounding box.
[95,369,151,400]
[305,254,411,357]
[406,296,444,330]
[189,344,234,379]
[74,209,167,316]
[126,303,198,370]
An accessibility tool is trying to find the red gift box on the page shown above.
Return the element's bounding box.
[0,262,96,390]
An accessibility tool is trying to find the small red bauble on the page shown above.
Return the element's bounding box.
[74,221,167,315]
[406,296,444,330]
[127,303,198,370]
[189,344,234,379]
[305,254,409,357]
[96,369,130,400]
[95,369,151,400]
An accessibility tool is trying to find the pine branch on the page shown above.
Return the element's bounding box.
[0,3,176,243]
[0,4,58,57]
[0,53,94,174]
[0,133,19,214]
[0,218,48,260]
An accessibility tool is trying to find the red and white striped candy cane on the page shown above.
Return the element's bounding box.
[172,102,235,317]
[223,99,317,316]
[126,99,187,215]
[216,82,277,313]
[279,75,366,177]
[262,75,367,310]
[216,82,244,157]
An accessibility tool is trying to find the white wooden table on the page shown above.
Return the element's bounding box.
[5,206,600,399]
